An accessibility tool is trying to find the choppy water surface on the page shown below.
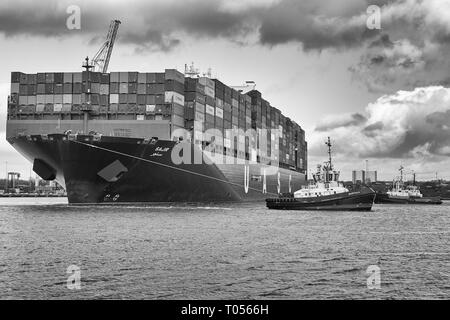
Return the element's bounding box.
[0,197,449,299]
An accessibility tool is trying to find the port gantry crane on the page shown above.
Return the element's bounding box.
[91,19,121,73]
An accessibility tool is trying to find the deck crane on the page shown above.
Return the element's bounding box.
[80,20,120,134]
[91,20,121,73]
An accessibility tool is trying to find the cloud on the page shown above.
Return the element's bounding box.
[350,0,450,92]
[1,0,450,89]
[256,0,392,51]
[0,0,409,54]
[315,113,367,132]
[309,86,450,162]
[0,0,262,52]
[0,0,379,52]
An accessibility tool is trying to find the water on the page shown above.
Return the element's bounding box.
[0,198,449,299]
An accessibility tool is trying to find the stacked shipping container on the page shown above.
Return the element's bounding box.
[9,69,186,127]
[9,71,307,173]
[184,77,206,144]
[247,90,306,172]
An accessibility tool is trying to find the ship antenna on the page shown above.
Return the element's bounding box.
[325,137,333,171]
[82,56,93,72]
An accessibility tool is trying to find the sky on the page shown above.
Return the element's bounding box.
[0,0,449,181]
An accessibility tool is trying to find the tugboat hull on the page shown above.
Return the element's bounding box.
[375,193,443,205]
[266,190,376,211]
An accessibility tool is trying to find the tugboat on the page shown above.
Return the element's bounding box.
[375,167,443,205]
[266,137,376,211]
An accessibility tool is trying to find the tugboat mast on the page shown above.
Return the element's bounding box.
[325,137,333,171]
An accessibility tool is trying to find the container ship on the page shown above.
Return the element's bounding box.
[6,66,307,204]
[5,20,307,204]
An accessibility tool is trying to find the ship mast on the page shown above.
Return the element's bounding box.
[325,137,333,171]
[81,56,93,134]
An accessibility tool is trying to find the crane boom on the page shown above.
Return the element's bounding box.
[92,20,121,73]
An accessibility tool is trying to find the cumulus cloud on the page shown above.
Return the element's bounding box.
[309,86,450,161]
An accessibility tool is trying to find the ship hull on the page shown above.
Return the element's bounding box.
[8,134,306,204]
[266,189,376,211]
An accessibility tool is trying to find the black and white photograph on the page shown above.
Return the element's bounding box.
[0,0,449,306]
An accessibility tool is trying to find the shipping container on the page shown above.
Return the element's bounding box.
[146,83,164,94]
[205,95,215,106]
[119,83,128,94]
[54,95,63,104]
[109,82,120,94]
[73,83,82,94]
[110,72,120,83]
[215,107,223,119]
[10,83,20,94]
[11,72,22,83]
[119,72,128,83]
[128,83,137,94]
[99,84,109,95]
[205,104,215,116]
[191,102,203,114]
[155,73,165,83]
[137,94,146,105]
[100,95,108,106]
[137,84,146,95]
[172,103,185,117]
[54,73,63,83]
[27,85,36,95]
[127,94,137,104]
[164,91,185,105]
[166,80,185,94]
[195,111,205,122]
[128,72,138,83]
[199,77,215,89]
[28,96,37,105]
[100,73,110,84]
[91,72,101,83]
[137,73,147,84]
[27,74,37,85]
[172,114,185,127]
[146,95,156,105]
[184,92,206,104]
[165,69,185,84]
[205,113,214,124]
[146,73,156,83]
[18,95,28,105]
